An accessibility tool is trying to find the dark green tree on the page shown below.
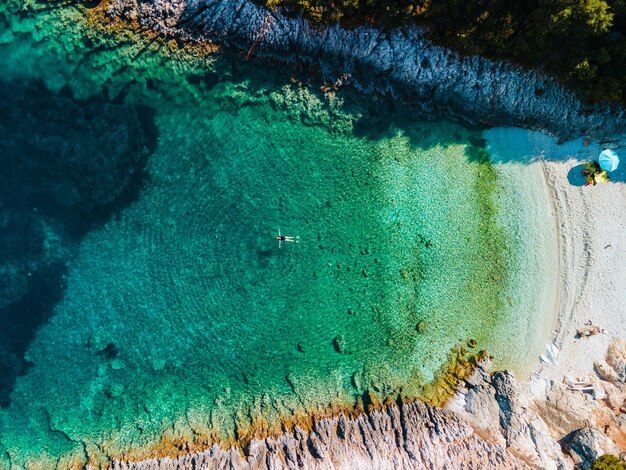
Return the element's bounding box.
[589,454,626,470]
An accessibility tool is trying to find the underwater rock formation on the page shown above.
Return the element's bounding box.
[0,81,154,217]
[105,0,626,140]
[0,80,156,407]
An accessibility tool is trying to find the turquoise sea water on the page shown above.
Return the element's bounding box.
[0,1,556,467]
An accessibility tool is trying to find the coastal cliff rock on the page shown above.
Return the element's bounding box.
[457,352,626,470]
[453,370,573,470]
[106,0,626,140]
[564,428,621,469]
[112,400,530,469]
[491,371,572,470]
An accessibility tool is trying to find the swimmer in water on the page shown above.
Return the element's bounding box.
[277,229,298,247]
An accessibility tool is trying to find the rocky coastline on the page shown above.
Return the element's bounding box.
[113,396,531,469]
[106,0,626,140]
[111,343,626,469]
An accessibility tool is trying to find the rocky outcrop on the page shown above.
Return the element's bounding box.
[112,400,530,469]
[112,344,626,470]
[106,0,626,140]
[453,370,573,470]
[534,383,595,439]
[492,372,572,470]
[564,428,621,469]
[454,340,626,470]
[606,338,626,384]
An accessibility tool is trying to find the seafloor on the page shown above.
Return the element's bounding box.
[0,1,556,467]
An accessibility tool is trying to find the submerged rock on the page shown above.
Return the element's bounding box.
[0,81,155,217]
[332,334,349,354]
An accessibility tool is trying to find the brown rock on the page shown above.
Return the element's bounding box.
[535,383,595,438]
[606,338,626,383]
[595,360,620,384]
[603,382,625,411]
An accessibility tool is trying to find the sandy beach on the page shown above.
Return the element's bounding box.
[441,129,626,468]
[486,127,626,388]
[537,138,626,385]
[485,128,626,390]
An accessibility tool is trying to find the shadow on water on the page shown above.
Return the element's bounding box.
[194,49,626,187]
[0,80,157,407]
[173,0,626,186]
[0,263,68,408]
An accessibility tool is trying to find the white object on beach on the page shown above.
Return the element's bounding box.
[547,343,559,364]
[540,343,559,366]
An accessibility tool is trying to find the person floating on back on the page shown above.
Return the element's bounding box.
[277,229,299,248]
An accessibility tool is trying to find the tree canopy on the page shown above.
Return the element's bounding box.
[589,454,626,470]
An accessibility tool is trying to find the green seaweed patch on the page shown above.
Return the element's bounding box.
[351,341,491,410]
[590,455,626,470]
[466,146,511,328]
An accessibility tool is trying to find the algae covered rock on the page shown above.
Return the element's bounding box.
[332,334,350,354]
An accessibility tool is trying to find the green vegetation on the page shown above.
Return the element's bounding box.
[258,0,626,105]
[590,455,626,470]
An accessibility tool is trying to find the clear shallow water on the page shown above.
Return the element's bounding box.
[0,1,555,467]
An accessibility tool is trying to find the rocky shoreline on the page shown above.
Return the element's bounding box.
[111,343,625,469]
[106,0,626,140]
[113,397,530,469]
